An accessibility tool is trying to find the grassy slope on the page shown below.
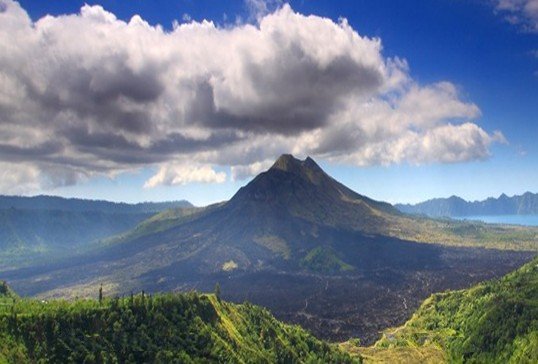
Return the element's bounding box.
[0,209,155,270]
[342,256,538,363]
[395,216,538,251]
[0,291,358,363]
[300,246,354,273]
[103,204,219,246]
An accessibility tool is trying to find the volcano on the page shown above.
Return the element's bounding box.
[2,154,535,343]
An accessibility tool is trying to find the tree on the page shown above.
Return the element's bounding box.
[214,283,221,301]
[99,285,103,304]
[0,281,9,296]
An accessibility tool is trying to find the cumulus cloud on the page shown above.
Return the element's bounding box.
[245,0,283,20]
[0,162,88,194]
[495,0,538,32]
[144,164,226,188]
[0,163,42,194]
[231,160,273,181]
[0,0,505,190]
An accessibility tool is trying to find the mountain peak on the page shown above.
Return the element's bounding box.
[270,154,323,174]
[304,156,323,170]
[271,154,301,172]
[231,153,398,219]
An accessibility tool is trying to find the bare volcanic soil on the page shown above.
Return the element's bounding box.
[2,237,533,344]
[136,242,533,345]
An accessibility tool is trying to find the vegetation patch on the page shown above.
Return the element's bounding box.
[0,281,16,300]
[106,206,208,245]
[0,289,358,363]
[253,235,291,259]
[345,256,538,363]
[222,260,238,271]
[342,340,445,364]
[390,216,538,251]
[300,246,354,273]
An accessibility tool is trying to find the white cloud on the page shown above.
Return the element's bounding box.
[0,0,505,192]
[144,164,226,188]
[495,0,538,32]
[245,0,283,21]
[0,163,42,194]
[0,162,88,194]
[231,160,273,181]
[182,13,192,22]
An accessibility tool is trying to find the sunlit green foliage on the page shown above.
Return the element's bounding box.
[0,290,358,363]
[300,246,354,273]
[358,256,538,363]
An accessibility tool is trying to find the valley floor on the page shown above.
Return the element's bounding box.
[3,245,532,345]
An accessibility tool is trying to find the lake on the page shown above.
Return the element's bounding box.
[454,215,538,227]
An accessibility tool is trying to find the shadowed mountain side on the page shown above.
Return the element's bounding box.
[2,224,533,344]
[0,196,194,270]
[0,209,154,271]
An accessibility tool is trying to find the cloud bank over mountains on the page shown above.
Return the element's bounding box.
[0,0,505,192]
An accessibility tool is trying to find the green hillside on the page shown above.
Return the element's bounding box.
[344,256,538,363]
[0,196,193,270]
[0,209,155,270]
[106,204,214,245]
[0,289,357,363]
[300,246,354,273]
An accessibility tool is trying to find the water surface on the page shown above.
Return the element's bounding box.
[454,215,538,227]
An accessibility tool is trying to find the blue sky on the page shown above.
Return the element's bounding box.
[3,0,538,205]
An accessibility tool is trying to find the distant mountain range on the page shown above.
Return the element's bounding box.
[396,192,538,217]
[0,195,192,213]
[0,195,192,270]
[3,154,535,343]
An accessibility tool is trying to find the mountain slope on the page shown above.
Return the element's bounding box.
[0,196,193,270]
[228,154,399,232]
[0,209,149,258]
[396,192,538,217]
[116,154,538,252]
[346,256,538,363]
[0,290,357,363]
[2,155,536,343]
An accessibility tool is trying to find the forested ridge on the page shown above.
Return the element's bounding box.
[0,286,357,363]
[345,256,538,363]
[0,196,193,271]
